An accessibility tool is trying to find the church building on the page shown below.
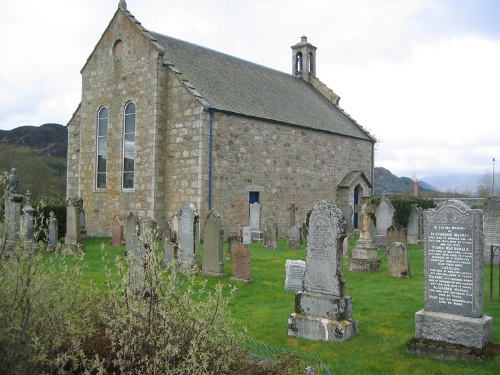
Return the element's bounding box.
[67,1,376,237]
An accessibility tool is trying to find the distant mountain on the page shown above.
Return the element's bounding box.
[0,123,67,158]
[420,174,481,194]
[373,167,439,195]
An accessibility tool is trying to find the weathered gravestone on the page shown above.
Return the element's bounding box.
[4,168,23,249]
[483,196,500,265]
[407,200,494,361]
[407,204,423,244]
[62,196,85,253]
[139,217,157,244]
[230,243,253,283]
[288,225,301,250]
[249,202,262,241]
[226,235,241,260]
[263,217,278,250]
[127,235,147,293]
[177,203,201,273]
[373,194,395,247]
[110,216,125,246]
[386,224,407,251]
[288,203,298,226]
[80,208,87,238]
[288,200,358,342]
[161,218,178,267]
[22,191,35,244]
[284,259,305,292]
[124,212,140,256]
[47,217,59,251]
[387,242,410,278]
[201,209,226,277]
[348,196,381,272]
[242,226,252,244]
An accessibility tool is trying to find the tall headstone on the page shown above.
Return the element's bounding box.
[249,202,262,241]
[124,212,140,255]
[161,218,178,267]
[226,235,241,260]
[79,208,87,238]
[201,209,226,277]
[22,191,35,244]
[373,194,395,246]
[127,235,147,293]
[288,200,358,342]
[288,203,298,226]
[177,203,201,273]
[288,224,301,250]
[110,216,125,246]
[387,242,410,278]
[407,204,423,244]
[483,196,500,265]
[230,243,253,283]
[284,259,305,292]
[62,196,85,253]
[348,197,381,272]
[263,217,278,250]
[47,217,59,251]
[242,226,252,244]
[407,200,493,360]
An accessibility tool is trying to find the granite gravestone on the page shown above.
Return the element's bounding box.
[230,243,253,283]
[249,202,262,241]
[348,196,380,272]
[263,217,278,250]
[79,208,87,238]
[373,194,395,246]
[110,216,125,246]
[48,217,59,251]
[177,203,201,273]
[242,226,252,244]
[288,203,298,226]
[483,196,500,265]
[226,235,241,260]
[284,259,305,292]
[407,200,493,360]
[407,204,423,244]
[62,196,85,253]
[201,209,226,277]
[127,235,146,293]
[288,200,358,342]
[387,242,410,278]
[288,225,301,250]
[124,212,140,255]
[22,191,35,244]
[161,218,178,268]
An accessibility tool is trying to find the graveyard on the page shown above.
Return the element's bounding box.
[40,233,499,374]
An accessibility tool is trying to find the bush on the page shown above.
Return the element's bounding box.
[370,194,436,227]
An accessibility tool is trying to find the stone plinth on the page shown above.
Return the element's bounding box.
[288,312,358,342]
[348,239,381,272]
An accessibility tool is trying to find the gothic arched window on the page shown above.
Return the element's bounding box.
[123,101,136,189]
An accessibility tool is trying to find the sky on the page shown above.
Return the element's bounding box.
[1,0,500,180]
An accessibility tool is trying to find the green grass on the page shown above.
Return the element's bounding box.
[76,237,500,374]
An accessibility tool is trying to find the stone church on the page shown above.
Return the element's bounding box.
[67,1,376,237]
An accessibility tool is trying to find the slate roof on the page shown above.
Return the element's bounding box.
[149,32,373,142]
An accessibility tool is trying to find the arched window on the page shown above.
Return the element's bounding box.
[123,102,136,189]
[296,52,303,72]
[308,52,314,73]
[96,106,108,189]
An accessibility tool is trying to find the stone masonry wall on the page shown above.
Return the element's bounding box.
[210,112,373,237]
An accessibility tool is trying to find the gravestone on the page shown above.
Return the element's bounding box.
[288,200,358,342]
[288,225,301,250]
[242,226,252,244]
[139,217,157,244]
[284,259,305,292]
[386,224,407,252]
[483,196,500,265]
[348,196,381,272]
[288,203,298,226]
[226,235,241,260]
[407,200,493,361]
[22,191,35,244]
[127,235,146,293]
[4,168,23,249]
[201,209,226,277]
[124,212,140,256]
[387,242,410,278]
[62,196,85,253]
[110,216,125,246]
[263,217,278,250]
[373,194,395,247]
[249,202,262,241]
[161,218,178,267]
[230,243,253,283]
[48,217,59,251]
[407,204,423,244]
[177,203,201,273]
[79,208,87,238]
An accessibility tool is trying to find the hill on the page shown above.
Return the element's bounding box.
[0,124,67,200]
[373,167,439,195]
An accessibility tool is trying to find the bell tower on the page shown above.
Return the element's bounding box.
[291,36,317,82]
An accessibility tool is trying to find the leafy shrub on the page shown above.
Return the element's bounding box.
[370,194,436,227]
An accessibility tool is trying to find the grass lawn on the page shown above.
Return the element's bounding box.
[77,236,500,374]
